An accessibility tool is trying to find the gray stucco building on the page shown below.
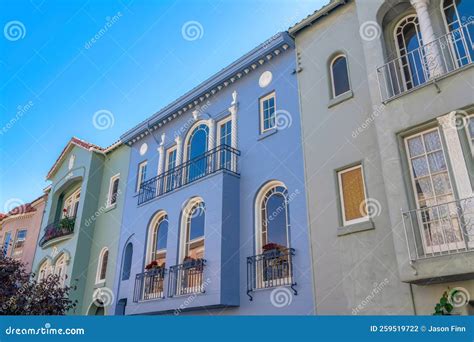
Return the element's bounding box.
[290,0,473,315]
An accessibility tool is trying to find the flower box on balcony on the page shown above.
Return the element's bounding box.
[262,243,285,259]
[145,260,165,271]
[182,257,204,270]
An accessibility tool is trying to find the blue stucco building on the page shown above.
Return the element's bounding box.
[113,32,315,315]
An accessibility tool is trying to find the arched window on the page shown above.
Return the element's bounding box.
[146,212,168,268]
[442,0,474,67]
[330,54,350,98]
[185,123,209,182]
[96,247,109,283]
[394,15,426,89]
[122,242,133,280]
[38,259,51,282]
[180,199,205,261]
[256,181,290,253]
[54,253,68,286]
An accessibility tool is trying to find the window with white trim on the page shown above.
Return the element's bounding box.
[217,116,232,169]
[147,212,168,267]
[405,127,464,253]
[2,231,11,257]
[107,174,120,207]
[180,199,205,261]
[96,247,109,283]
[467,115,474,153]
[259,92,276,133]
[38,259,51,282]
[337,165,369,226]
[165,147,177,192]
[330,54,350,98]
[54,253,68,287]
[63,188,80,218]
[11,229,27,259]
[136,161,148,192]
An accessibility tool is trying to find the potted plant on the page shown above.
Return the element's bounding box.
[59,209,75,233]
[183,256,196,269]
[145,260,165,272]
[433,290,454,315]
[262,243,285,259]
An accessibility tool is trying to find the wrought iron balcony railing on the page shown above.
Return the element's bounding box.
[377,23,473,102]
[401,197,474,261]
[138,144,240,205]
[167,259,206,297]
[133,268,166,302]
[246,247,297,300]
[38,217,76,247]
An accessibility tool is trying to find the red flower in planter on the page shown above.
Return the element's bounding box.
[145,260,160,270]
[262,243,283,251]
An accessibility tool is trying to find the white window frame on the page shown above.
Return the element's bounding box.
[107,173,120,208]
[178,198,205,262]
[11,229,27,259]
[217,116,232,167]
[95,247,109,284]
[38,259,51,282]
[337,164,370,226]
[54,253,68,287]
[2,231,12,257]
[330,54,351,98]
[62,188,81,218]
[136,161,148,192]
[145,211,168,266]
[164,146,177,192]
[259,92,276,134]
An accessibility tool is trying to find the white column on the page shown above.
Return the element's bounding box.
[229,90,238,149]
[410,0,444,77]
[208,118,215,150]
[157,145,165,175]
[437,112,473,200]
[175,136,182,165]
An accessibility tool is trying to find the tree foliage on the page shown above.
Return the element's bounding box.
[0,250,77,315]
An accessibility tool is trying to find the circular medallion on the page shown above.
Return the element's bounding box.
[259,71,273,88]
[139,143,148,156]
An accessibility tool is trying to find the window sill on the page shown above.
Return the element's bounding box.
[94,281,106,288]
[337,219,374,236]
[104,203,117,212]
[258,128,277,141]
[328,90,353,108]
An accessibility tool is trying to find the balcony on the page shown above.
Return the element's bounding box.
[401,197,474,262]
[168,259,206,297]
[138,145,240,205]
[246,247,297,300]
[133,268,166,302]
[377,23,473,102]
[38,217,75,247]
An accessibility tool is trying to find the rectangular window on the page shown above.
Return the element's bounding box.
[405,128,463,253]
[218,117,232,169]
[63,188,81,218]
[338,164,369,226]
[107,174,120,207]
[165,148,177,192]
[12,229,27,259]
[259,92,276,133]
[2,231,11,257]
[137,161,148,192]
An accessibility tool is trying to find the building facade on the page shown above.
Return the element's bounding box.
[290,0,473,315]
[113,32,315,315]
[31,137,130,315]
[1,194,47,273]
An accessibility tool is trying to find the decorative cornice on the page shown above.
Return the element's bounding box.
[121,32,294,145]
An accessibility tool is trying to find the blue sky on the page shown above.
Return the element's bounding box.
[0,0,325,210]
